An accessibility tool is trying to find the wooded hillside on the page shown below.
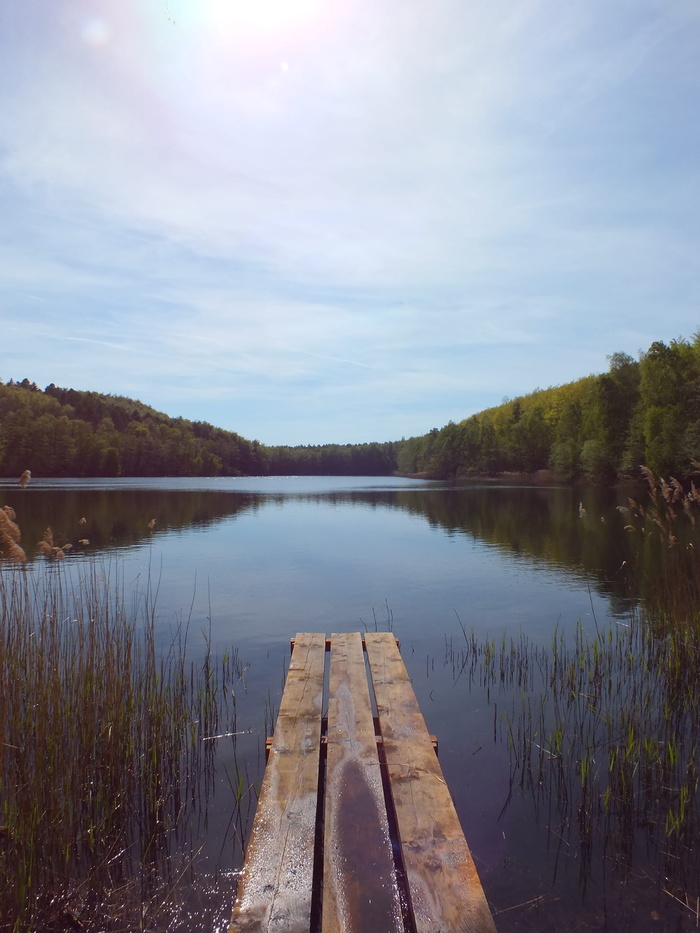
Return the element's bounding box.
[1,334,699,481]
[0,381,267,477]
[397,336,700,481]
[0,380,395,478]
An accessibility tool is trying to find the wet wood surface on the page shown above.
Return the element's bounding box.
[231,632,497,933]
[230,632,326,933]
[321,632,403,933]
[365,632,498,933]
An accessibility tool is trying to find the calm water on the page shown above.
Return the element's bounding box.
[0,476,687,931]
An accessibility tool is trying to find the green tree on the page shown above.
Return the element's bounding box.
[101,447,121,477]
[637,340,698,475]
[580,439,613,483]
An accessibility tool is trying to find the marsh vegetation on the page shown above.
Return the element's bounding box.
[1,470,699,931]
[0,554,247,932]
[447,467,700,929]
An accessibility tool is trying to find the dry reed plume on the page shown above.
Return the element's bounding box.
[616,462,700,622]
[0,505,27,562]
[36,525,72,559]
[0,509,86,562]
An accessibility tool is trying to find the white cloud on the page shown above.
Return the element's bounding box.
[1,0,699,444]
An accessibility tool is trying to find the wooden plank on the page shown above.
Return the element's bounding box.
[321,632,403,933]
[291,636,332,652]
[230,632,326,933]
[365,632,497,933]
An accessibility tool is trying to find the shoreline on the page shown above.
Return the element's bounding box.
[397,469,568,485]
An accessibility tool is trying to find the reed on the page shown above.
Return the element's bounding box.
[445,468,700,925]
[0,506,26,563]
[449,613,699,923]
[619,462,700,625]
[0,556,245,932]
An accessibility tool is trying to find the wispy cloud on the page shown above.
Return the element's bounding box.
[1,0,698,443]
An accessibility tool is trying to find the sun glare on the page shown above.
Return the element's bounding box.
[204,0,323,37]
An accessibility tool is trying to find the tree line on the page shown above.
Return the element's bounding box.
[397,336,700,481]
[0,381,267,477]
[0,380,395,478]
[1,334,699,481]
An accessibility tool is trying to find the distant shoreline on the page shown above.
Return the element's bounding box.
[397,469,565,485]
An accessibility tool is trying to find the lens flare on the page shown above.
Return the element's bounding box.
[168,0,327,38]
[197,0,323,38]
[81,17,111,47]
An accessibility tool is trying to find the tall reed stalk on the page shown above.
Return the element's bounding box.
[619,463,700,625]
[449,616,699,925]
[448,467,700,926]
[0,558,244,932]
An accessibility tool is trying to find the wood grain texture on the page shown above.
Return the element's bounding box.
[230,632,326,933]
[365,632,498,933]
[321,632,403,933]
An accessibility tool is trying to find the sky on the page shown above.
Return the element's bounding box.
[1,0,699,446]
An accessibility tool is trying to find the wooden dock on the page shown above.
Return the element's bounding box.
[230,632,497,933]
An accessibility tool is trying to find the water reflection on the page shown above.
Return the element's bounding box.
[1,478,636,615]
[3,476,693,931]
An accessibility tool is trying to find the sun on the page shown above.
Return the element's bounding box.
[202,0,323,38]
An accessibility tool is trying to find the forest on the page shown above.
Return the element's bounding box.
[399,335,700,482]
[0,381,394,478]
[1,334,699,482]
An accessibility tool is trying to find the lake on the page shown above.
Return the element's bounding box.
[1,476,695,932]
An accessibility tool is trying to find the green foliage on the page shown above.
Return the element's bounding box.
[580,439,613,483]
[0,382,270,478]
[550,438,579,481]
[0,381,400,478]
[3,331,700,481]
[265,440,396,475]
[397,335,700,483]
[636,339,700,476]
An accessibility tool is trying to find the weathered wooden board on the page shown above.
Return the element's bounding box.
[365,632,497,933]
[230,632,326,933]
[321,632,403,933]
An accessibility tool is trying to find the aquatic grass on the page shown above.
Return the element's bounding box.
[619,462,700,625]
[450,614,700,921]
[0,557,246,932]
[447,466,700,926]
[443,467,700,922]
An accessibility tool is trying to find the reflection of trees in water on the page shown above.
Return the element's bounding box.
[328,485,638,609]
[4,482,689,619]
[1,489,266,559]
[355,484,694,617]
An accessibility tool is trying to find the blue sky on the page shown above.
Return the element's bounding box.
[1,0,698,445]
